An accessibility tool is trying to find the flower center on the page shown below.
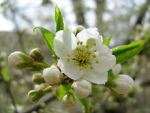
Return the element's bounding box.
[73,45,91,68]
[66,40,100,70]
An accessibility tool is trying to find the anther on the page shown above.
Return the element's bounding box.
[96,60,99,63]
[93,49,97,52]
[93,55,96,58]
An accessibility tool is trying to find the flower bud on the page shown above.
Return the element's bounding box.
[62,95,76,108]
[73,25,85,35]
[8,51,26,68]
[34,84,46,91]
[113,75,134,94]
[32,73,45,84]
[43,65,62,85]
[28,90,44,102]
[72,80,91,98]
[112,64,122,75]
[29,48,44,62]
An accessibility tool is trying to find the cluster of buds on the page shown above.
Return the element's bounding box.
[8,48,48,71]
[8,49,92,104]
[28,64,63,101]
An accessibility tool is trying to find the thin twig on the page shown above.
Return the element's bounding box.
[22,94,56,113]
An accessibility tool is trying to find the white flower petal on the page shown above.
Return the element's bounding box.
[54,29,77,58]
[98,45,112,55]
[76,28,102,45]
[84,71,108,84]
[112,64,122,75]
[58,59,82,80]
[93,54,116,73]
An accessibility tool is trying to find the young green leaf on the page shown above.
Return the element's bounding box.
[33,27,57,58]
[1,67,11,81]
[112,40,145,63]
[80,98,92,113]
[103,35,112,45]
[56,85,67,100]
[55,5,64,32]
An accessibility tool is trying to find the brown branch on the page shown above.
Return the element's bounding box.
[133,0,150,29]
[125,0,150,44]
[72,0,87,27]
[22,94,56,113]
[5,82,19,113]
[141,80,150,87]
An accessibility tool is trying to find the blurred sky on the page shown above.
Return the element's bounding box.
[0,0,147,31]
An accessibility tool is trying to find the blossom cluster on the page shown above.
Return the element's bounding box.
[8,26,134,104]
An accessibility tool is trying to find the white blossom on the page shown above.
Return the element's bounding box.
[54,28,116,84]
[72,80,91,98]
[113,74,134,94]
[43,65,62,85]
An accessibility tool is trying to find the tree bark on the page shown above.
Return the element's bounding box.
[72,0,87,27]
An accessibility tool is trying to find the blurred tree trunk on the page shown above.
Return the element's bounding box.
[125,0,150,44]
[72,0,87,27]
[95,0,106,33]
[6,0,26,52]
[133,0,150,29]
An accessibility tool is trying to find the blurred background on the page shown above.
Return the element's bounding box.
[0,0,150,113]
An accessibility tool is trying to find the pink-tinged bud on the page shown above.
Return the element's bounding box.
[113,74,134,94]
[72,80,91,98]
[8,51,26,68]
[43,65,62,85]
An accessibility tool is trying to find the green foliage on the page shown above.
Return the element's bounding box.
[105,70,117,88]
[55,5,64,32]
[33,27,57,58]
[112,40,145,63]
[1,67,11,81]
[56,85,67,100]
[80,98,92,113]
[56,84,75,100]
[28,90,44,102]
[103,35,112,45]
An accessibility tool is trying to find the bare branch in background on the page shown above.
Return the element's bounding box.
[6,0,26,52]
[72,0,87,27]
[5,82,19,113]
[95,0,106,33]
[22,94,56,113]
[133,0,150,29]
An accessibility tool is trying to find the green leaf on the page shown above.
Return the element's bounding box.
[55,5,64,32]
[103,35,112,45]
[112,40,145,63]
[1,67,11,81]
[33,27,57,58]
[56,85,67,100]
[105,70,117,88]
[80,98,92,113]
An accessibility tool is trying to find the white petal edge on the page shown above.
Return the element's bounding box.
[58,59,82,80]
[83,71,108,84]
[93,54,116,73]
[76,28,103,45]
[54,29,77,58]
